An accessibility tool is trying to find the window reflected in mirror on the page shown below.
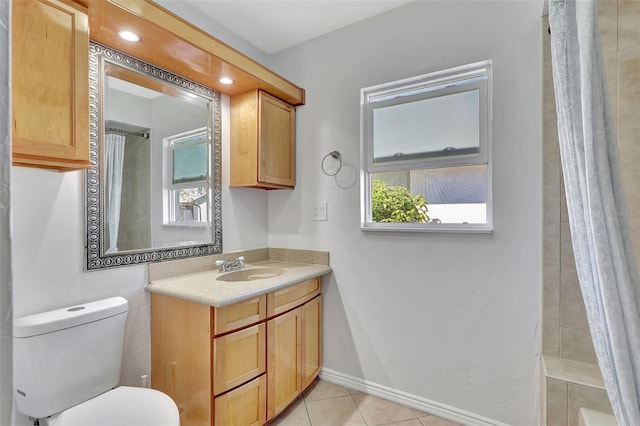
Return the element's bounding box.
[165,128,210,225]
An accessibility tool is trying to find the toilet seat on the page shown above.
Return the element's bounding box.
[45,386,179,426]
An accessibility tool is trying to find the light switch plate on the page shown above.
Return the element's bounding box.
[312,202,327,221]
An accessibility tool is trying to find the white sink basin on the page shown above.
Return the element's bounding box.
[216,268,286,282]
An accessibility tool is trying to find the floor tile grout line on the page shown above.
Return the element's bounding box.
[350,392,422,426]
[302,397,312,426]
[305,394,352,403]
[298,381,457,426]
[349,392,369,425]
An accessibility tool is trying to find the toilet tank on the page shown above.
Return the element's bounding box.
[13,297,129,419]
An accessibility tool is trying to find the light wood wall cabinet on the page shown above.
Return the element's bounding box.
[151,278,322,426]
[11,0,90,171]
[231,90,296,189]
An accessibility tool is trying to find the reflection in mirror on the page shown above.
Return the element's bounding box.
[86,43,222,270]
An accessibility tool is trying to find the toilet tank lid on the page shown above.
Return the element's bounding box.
[14,297,128,338]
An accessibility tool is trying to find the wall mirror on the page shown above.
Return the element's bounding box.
[86,42,222,270]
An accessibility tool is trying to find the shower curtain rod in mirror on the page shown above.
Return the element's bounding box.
[105,127,149,139]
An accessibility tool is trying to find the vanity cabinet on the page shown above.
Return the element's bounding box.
[230,90,296,189]
[151,278,321,426]
[11,0,90,171]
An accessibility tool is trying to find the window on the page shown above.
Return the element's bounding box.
[361,60,492,232]
[164,128,210,225]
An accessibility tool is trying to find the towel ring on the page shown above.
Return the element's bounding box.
[321,151,343,176]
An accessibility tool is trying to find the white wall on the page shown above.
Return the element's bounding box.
[267,2,543,425]
[154,0,269,66]
[105,89,152,128]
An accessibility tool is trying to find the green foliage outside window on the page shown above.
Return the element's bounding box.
[371,179,429,223]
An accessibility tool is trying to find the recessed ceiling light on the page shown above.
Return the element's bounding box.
[118,30,140,42]
[219,77,234,85]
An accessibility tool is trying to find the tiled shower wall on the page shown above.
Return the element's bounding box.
[543,0,640,366]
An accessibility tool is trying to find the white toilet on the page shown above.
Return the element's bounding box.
[13,297,180,426]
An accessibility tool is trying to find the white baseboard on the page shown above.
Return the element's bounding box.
[319,367,512,426]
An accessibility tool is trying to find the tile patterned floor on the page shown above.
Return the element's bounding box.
[270,380,461,426]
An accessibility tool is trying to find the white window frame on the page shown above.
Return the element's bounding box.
[360,60,493,233]
[162,127,211,227]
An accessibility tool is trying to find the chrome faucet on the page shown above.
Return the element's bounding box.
[215,256,245,272]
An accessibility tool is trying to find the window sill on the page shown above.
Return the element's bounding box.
[360,223,493,233]
[163,222,210,229]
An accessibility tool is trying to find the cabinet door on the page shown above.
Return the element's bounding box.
[258,91,295,187]
[151,294,212,426]
[11,0,90,170]
[213,323,266,395]
[302,296,322,390]
[267,308,302,420]
[214,374,266,426]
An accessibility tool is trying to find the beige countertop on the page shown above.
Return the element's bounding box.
[146,260,332,307]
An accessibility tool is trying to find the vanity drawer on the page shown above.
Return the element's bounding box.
[267,278,320,316]
[213,295,266,336]
[212,323,266,395]
[214,374,266,426]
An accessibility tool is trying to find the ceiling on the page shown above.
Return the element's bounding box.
[176,0,414,54]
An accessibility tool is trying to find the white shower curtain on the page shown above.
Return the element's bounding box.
[105,133,126,253]
[549,0,640,424]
